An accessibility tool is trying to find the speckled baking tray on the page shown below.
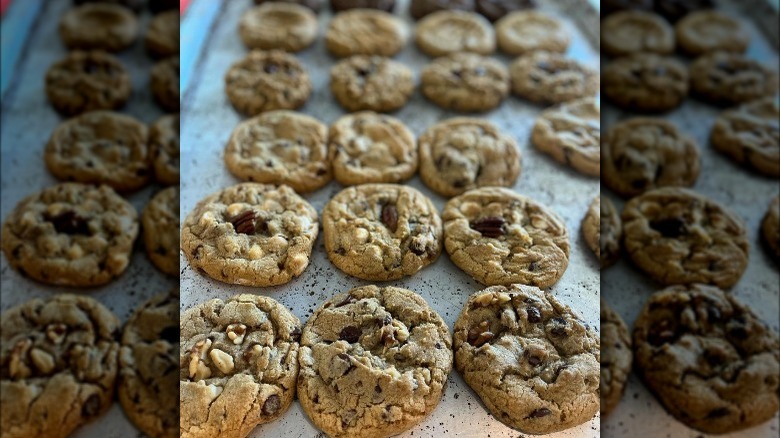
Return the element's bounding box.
[600,1,780,437]
[0,1,177,437]
[180,0,600,437]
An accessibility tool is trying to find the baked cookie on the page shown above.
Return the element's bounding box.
[225,50,312,116]
[622,187,749,288]
[298,285,452,438]
[145,10,179,59]
[763,196,780,259]
[181,183,318,286]
[328,112,417,185]
[495,10,569,56]
[150,113,180,185]
[418,118,520,197]
[443,187,570,287]
[255,0,323,12]
[119,291,178,438]
[711,98,779,177]
[475,0,536,22]
[322,184,442,280]
[510,52,598,105]
[601,0,653,16]
[325,9,408,58]
[633,284,780,434]
[74,0,144,13]
[453,285,600,434]
[0,295,120,438]
[581,196,600,260]
[239,2,318,52]
[601,10,674,57]
[180,294,301,438]
[410,0,475,20]
[602,53,688,113]
[330,0,396,11]
[45,51,131,116]
[1,183,139,286]
[415,10,495,57]
[330,55,414,112]
[59,3,138,52]
[654,0,714,23]
[44,110,150,192]
[151,56,180,112]
[689,53,779,106]
[676,10,748,56]
[143,187,179,277]
[224,110,330,193]
[600,299,631,416]
[421,53,509,112]
[531,97,600,177]
[602,118,700,197]
[600,196,622,269]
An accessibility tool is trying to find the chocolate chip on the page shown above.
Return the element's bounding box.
[290,327,301,342]
[707,407,730,418]
[550,318,567,337]
[160,326,178,344]
[410,239,426,256]
[703,349,723,366]
[334,294,357,308]
[262,394,281,415]
[707,306,722,321]
[82,394,101,417]
[382,314,392,326]
[228,210,256,234]
[527,407,551,418]
[264,64,279,74]
[435,342,442,349]
[375,384,382,393]
[527,306,542,323]
[526,352,542,366]
[47,211,90,235]
[470,216,506,238]
[650,217,687,238]
[452,179,467,188]
[729,326,749,340]
[339,326,361,343]
[528,261,537,272]
[381,204,399,233]
[649,319,677,346]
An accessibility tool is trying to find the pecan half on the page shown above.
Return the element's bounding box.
[467,321,494,347]
[470,216,506,238]
[381,204,399,233]
[229,210,257,234]
[47,211,90,235]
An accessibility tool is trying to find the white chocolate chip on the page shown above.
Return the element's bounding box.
[30,348,55,374]
[226,203,245,218]
[353,227,369,242]
[209,349,235,374]
[531,217,548,230]
[248,245,264,260]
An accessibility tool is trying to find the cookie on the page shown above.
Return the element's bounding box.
[420,53,509,112]
[763,196,780,259]
[322,184,442,281]
[298,285,452,438]
[59,3,139,52]
[531,97,600,177]
[74,0,145,13]
[581,196,600,260]
[410,0,475,20]
[602,118,700,197]
[328,111,417,185]
[44,110,150,193]
[145,10,179,59]
[633,284,780,433]
[326,9,408,58]
[654,0,714,23]
[510,52,598,105]
[675,10,748,56]
[45,50,131,116]
[602,53,689,113]
[180,183,318,286]
[150,113,180,185]
[601,10,674,57]
[600,299,632,416]
[0,295,120,438]
[443,187,569,287]
[689,53,780,107]
[418,118,520,197]
[1,183,139,286]
[601,0,653,16]
[224,50,312,116]
[330,55,414,112]
[239,2,318,52]
[453,285,600,434]
[415,10,495,57]
[151,56,180,112]
[711,98,779,178]
[180,294,301,438]
[330,0,395,11]
[119,291,178,438]
[475,0,535,22]
[600,196,622,269]
[224,110,330,193]
[622,187,749,288]
[143,187,179,277]
[495,11,570,56]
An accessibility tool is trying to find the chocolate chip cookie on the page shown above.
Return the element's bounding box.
[330,0,396,11]
[443,187,570,287]
[180,294,301,438]
[254,0,323,12]
[602,53,689,113]
[239,2,318,52]
[415,10,495,57]
[325,9,408,58]
[602,118,700,198]
[151,56,180,112]
[410,0,475,20]
[600,299,631,416]
[676,10,749,56]
[145,10,179,58]
[150,113,180,185]
[421,53,509,112]
[0,294,120,438]
[710,97,779,178]
[323,184,442,281]
[476,0,535,22]
[330,55,414,112]
[44,110,151,192]
[453,285,600,434]
[654,0,714,23]
[763,196,780,259]
[419,118,520,197]
[224,110,330,193]
[689,53,779,106]
[328,112,417,185]
[581,196,600,261]
[496,10,569,56]
[633,284,780,433]
[225,50,312,116]
[45,51,131,116]
[601,10,674,57]
[622,187,749,288]
[510,52,598,105]
[298,285,452,438]
[143,187,179,277]
[59,3,139,52]
[181,183,319,286]
[1,183,139,286]
[531,97,600,177]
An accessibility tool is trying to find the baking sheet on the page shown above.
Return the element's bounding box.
[0,1,177,437]
[180,0,600,437]
[600,1,780,437]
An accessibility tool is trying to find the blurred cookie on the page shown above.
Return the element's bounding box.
[145,10,179,58]
[654,0,714,23]
[410,0,475,20]
[45,51,131,116]
[326,9,407,57]
[762,196,780,259]
[415,10,495,57]
[689,53,779,106]
[421,53,509,112]
[602,53,688,112]
[601,10,674,57]
[600,299,631,416]
[151,56,180,112]
[239,2,318,52]
[676,10,748,56]
[330,55,414,112]
[143,187,179,276]
[711,98,779,177]
[510,52,598,105]
[475,0,535,22]
[581,196,600,259]
[150,113,180,185]
[59,3,139,52]
[496,11,569,56]
[531,97,600,176]
[600,196,622,269]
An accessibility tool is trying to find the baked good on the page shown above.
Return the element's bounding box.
[239,2,318,52]
[675,10,749,56]
[418,117,520,197]
[531,97,600,177]
[298,285,452,438]
[762,196,780,259]
[496,10,569,56]
[150,113,180,185]
[330,55,414,112]
[711,97,779,177]
[581,196,600,260]
[420,53,509,112]
[151,56,180,112]
[415,10,495,57]
[601,10,674,57]
[601,0,653,16]
[510,52,598,105]
[254,0,323,12]
[325,9,408,58]
[410,0,475,20]
[689,53,779,106]
[322,184,442,280]
[145,10,179,58]
[654,0,715,23]
[600,196,622,269]
[330,0,396,11]
[59,3,139,52]
[453,285,600,434]
[475,0,535,22]
[224,110,331,193]
[600,299,631,416]
[143,187,179,276]
[602,53,688,113]
[442,187,570,287]
[73,0,144,13]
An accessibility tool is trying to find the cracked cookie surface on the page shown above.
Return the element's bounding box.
[150,113,180,185]
[59,3,138,52]
[143,187,180,276]
[510,52,598,105]
[602,54,689,113]
[531,97,600,177]
[711,97,779,178]
[151,56,180,112]
[239,2,317,52]
[325,9,408,58]
[581,196,600,261]
[145,10,179,59]
[298,285,452,438]
[415,10,495,57]
[689,53,779,106]
[600,299,631,416]
[496,10,569,56]
[421,53,509,112]
[762,196,779,259]
[601,10,674,57]
[600,196,622,269]
[330,56,414,113]
[675,10,749,56]
[453,285,599,434]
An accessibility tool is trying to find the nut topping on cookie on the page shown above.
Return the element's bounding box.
[467,320,494,347]
[47,210,90,235]
[470,216,506,237]
[228,210,258,234]
[226,323,247,344]
[650,217,686,238]
[381,203,399,232]
[339,326,362,343]
[209,349,235,374]
[46,323,67,344]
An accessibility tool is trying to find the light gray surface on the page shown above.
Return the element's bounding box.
[0,2,176,437]
[180,0,600,437]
